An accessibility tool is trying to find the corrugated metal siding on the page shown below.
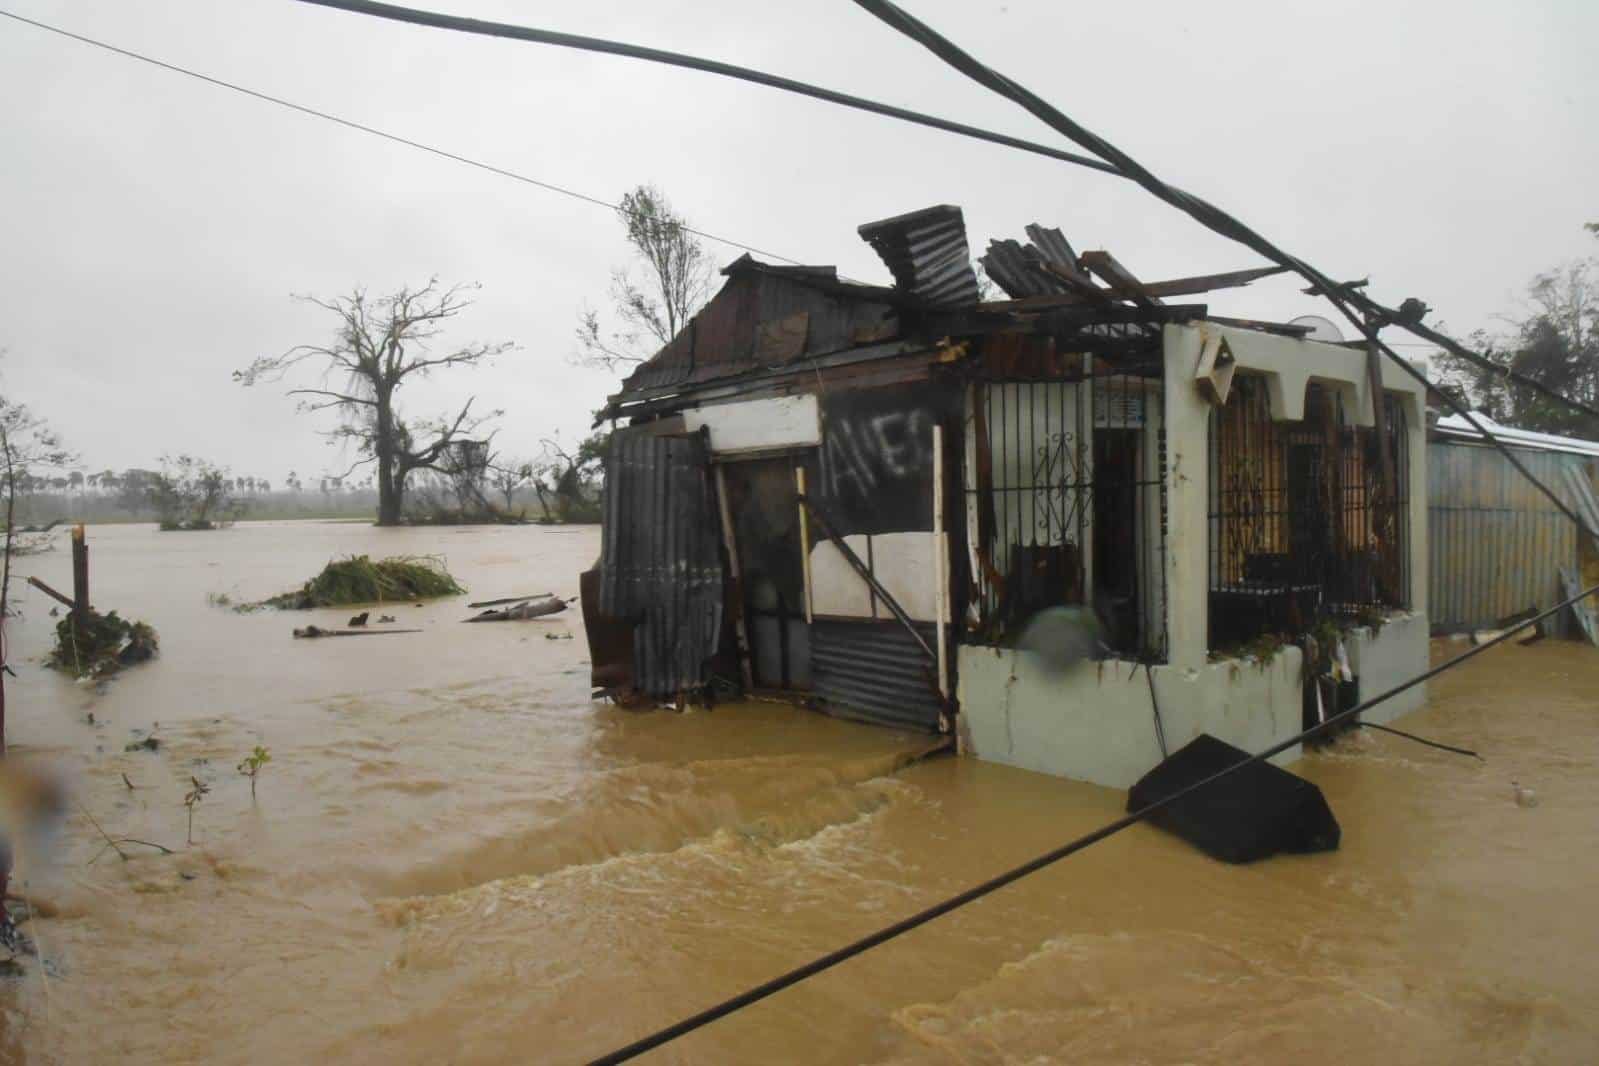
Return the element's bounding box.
[599,430,726,696]
[1427,443,1590,636]
[811,620,943,732]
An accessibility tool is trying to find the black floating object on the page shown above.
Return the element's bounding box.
[1127,733,1340,864]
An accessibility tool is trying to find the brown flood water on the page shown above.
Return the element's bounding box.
[2,520,1597,1064]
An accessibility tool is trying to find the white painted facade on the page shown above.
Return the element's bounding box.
[960,323,1432,787]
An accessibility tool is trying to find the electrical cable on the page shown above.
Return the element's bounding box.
[1358,721,1482,760]
[0,7,808,266]
[848,0,1599,539]
[587,580,1597,1063]
[279,1,1599,469]
[12,2,1590,433]
[288,0,1121,177]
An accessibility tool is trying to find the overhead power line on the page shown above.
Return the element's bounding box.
[293,0,1599,434]
[850,0,1599,537]
[291,0,1121,177]
[0,7,807,266]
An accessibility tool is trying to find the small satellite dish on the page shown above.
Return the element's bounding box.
[1288,315,1343,343]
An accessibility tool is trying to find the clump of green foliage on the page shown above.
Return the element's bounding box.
[261,554,464,609]
[48,609,159,678]
[237,745,271,799]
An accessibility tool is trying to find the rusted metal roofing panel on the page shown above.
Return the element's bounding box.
[811,619,943,731]
[619,260,905,397]
[858,204,980,309]
[599,429,725,696]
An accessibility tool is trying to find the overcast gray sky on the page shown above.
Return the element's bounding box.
[3,0,1595,482]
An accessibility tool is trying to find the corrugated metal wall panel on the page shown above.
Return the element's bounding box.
[1427,443,1580,636]
[599,430,726,696]
[811,620,943,732]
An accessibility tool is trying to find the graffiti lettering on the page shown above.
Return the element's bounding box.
[825,409,933,502]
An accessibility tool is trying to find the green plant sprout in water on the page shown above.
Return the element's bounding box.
[237,746,271,799]
[183,776,210,846]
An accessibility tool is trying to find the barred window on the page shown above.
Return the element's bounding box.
[964,368,1168,659]
[1207,375,1408,651]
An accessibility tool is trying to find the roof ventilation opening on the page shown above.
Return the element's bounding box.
[857,204,980,309]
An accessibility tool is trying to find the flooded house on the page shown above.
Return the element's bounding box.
[584,206,1429,788]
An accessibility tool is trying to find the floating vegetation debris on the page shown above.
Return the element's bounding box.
[48,609,159,679]
[261,555,465,609]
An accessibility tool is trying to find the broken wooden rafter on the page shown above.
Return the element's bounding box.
[1079,250,1162,309]
[979,263,1286,312]
[1139,264,1288,298]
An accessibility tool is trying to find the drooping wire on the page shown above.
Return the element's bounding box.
[281,1,1599,483]
[587,582,1598,1063]
[290,0,1122,177]
[1359,721,1483,761]
[848,0,1599,538]
[0,8,808,266]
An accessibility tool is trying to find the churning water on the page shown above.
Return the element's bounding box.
[1,521,1595,1063]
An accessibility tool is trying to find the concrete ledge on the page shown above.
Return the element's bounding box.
[1347,610,1430,726]
[957,645,1304,789]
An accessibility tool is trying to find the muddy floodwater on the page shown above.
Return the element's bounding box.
[1,520,1596,1063]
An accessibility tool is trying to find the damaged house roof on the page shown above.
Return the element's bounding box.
[604,204,1294,419]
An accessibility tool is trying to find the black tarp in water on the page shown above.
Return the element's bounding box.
[1126,734,1341,864]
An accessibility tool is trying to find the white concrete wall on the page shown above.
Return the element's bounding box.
[1347,610,1430,725]
[952,324,1432,787]
[1161,322,1431,662]
[958,646,1304,789]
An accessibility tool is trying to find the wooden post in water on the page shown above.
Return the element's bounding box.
[71,523,89,619]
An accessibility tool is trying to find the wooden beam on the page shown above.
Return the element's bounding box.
[1037,261,1119,305]
[26,576,75,611]
[1079,250,1162,308]
[1138,264,1289,298]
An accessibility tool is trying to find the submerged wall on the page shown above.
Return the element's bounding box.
[957,611,1429,788]
[958,646,1304,789]
[1347,610,1429,726]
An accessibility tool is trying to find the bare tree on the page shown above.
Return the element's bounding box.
[1,376,71,753]
[489,456,535,513]
[530,432,608,523]
[575,185,714,370]
[236,280,511,525]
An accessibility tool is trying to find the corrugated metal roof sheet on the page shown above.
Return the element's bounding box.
[979,238,1065,299]
[857,204,980,309]
[599,429,725,696]
[1433,412,1599,458]
[618,259,902,397]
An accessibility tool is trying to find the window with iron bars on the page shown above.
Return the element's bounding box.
[963,368,1168,660]
[1206,375,1409,651]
